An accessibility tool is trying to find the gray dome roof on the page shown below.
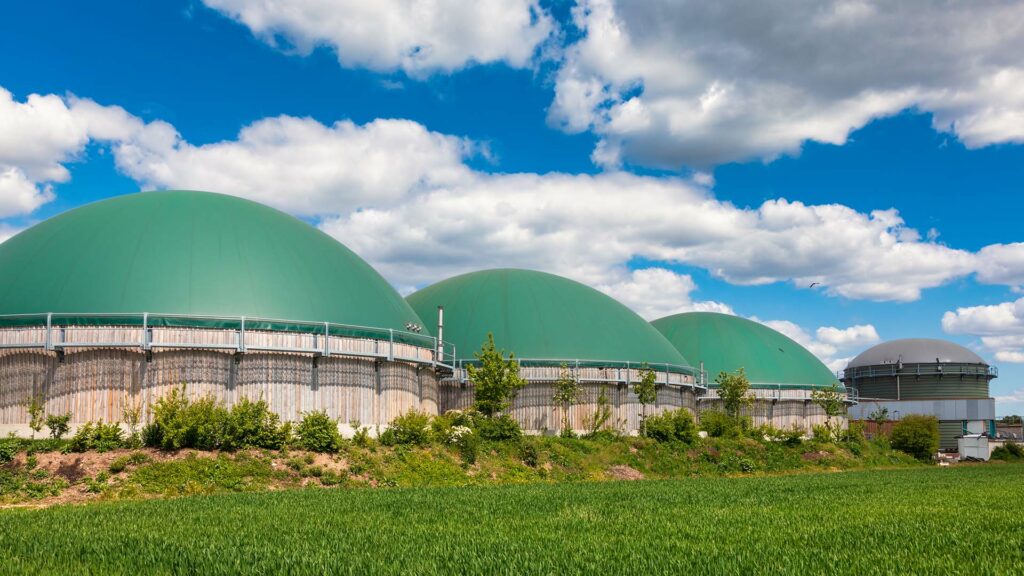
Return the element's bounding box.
[847,338,987,369]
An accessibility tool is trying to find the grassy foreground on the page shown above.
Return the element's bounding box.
[2,465,1022,575]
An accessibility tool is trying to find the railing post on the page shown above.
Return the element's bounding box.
[323,322,330,357]
[238,316,246,353]
[142,312,151,350]
[45,313,53,351]
[388,329,394,361]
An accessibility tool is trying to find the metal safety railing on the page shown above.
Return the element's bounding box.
[0,312,457,369]
[843,362,997,380]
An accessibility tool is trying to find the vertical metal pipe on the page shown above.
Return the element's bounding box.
[436,306,444,363]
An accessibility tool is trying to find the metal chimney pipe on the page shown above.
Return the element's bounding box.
[437,305,444,362]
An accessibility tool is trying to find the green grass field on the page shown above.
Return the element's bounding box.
[1,465,1022,575]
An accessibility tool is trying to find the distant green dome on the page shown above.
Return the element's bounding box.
[651,312,839,389]
[0,191,424,331]
[407,269,690,371]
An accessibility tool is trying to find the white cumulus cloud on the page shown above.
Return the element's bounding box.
[0,85,1010,307]
[943,298,1024,362]
[758,319,878,373]
[595,268,733,320]
[0,87,144,218]
[550,0,1024,169]
[202,0,555,75]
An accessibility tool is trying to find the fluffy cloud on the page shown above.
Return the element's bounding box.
[202,0,554,75]
[976,243,1024,288]
[551,0,1024,169]
[0,87,143,218]
[101,110,979,302]
[595,268,733,320]
[113,115,474,217]
[758,319,879,373]
[0,86,1001,305]
[943,298,1024,362]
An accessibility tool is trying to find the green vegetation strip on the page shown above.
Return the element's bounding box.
[2,465,1022,575]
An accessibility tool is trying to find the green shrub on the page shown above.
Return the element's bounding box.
[320,470,346,486]
[0,437,19,463]
[644,409,698,443]
[145,388,229,450]
[991,442,1024,461]
[811,424,833,443]
[754,424,804,447]
[381,410,432,447]
[700,410,739,438]
[45,414,71,440]
[223,397,287,450]
[351,421,372,448]
[520,442,539,467]
[476,414,521,441]
[890,415,939,461]
[67,421,123,453]
[144,388,289,451]
[457,431,481,464]
[296,410,340,453]
[845,421,866,444]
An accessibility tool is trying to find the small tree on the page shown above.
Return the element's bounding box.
[45,413,71,440]
[890,414,939,461]
[26,395,45,440]
[811,382,846,441]
[868,406,889,438]
[716,368,751,422]
[583,385,613,437]
[552,363,582,437]
[633,364,657,435]
[467,333,526,418]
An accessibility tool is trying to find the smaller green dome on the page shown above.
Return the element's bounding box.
[652,312,839,389]
[407,269,691,371]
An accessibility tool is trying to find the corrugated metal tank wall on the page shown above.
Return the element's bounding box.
[849,372,990,400]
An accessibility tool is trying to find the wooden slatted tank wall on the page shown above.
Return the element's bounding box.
[0,349,437,427]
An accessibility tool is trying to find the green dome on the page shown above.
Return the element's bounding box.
[0,191,424,332]
[407,269,690,371]
[651,312,839,389]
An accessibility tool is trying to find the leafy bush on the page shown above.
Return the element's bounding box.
[380,410,432,447]
[222,397,287,450]
[845,421,866,444]
[644,409,698,443]
[476,414,521,441]
[754,424,804,447]
[351,420,372,448]
[45,414,71,440]
[144,389,290,451]
[145,391,229,451]
[0,437,19,464]
[296,410,341,453]
[700,410,739,438]
[991,442,1024,461]
[811,424,833,443]
[890,415,939,461]
[456,431,481,464]
[67,421,123,453]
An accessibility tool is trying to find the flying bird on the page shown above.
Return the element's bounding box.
[809,282,820,288]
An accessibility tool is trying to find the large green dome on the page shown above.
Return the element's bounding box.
[0,190,424,331]
[407,269,690,371]
[651,312,839,389]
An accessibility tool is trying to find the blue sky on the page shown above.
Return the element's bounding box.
[2,1,1023,414]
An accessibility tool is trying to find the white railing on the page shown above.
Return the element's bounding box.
[0,312,457,369]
